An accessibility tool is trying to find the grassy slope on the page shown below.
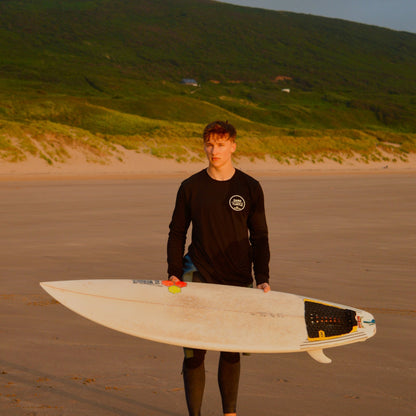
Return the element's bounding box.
[0,0,415,164]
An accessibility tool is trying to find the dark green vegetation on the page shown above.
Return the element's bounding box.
[0,0,415,164]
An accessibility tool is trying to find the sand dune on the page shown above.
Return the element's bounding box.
[1,147,415,180]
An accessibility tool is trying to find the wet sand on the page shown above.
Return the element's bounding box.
[0,173,415,415]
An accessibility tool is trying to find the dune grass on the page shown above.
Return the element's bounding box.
[1,104,414,166]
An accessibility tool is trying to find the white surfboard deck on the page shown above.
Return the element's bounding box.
[40,279,376,363]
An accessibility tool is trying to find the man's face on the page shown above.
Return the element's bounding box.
[204,134,236,169]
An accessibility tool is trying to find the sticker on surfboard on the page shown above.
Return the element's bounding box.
[132,279,187,293]
[162,280,187,294]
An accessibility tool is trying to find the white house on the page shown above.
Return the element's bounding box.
[181,78,199,87]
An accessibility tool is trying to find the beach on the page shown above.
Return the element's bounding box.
[0,155,415,415]
[1,146,416,180]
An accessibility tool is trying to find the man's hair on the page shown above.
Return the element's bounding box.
[203,121,236,142]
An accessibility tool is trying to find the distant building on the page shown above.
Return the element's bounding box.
[274,75,292,82]
[181,78,199,87]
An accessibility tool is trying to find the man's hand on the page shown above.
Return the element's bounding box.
[169,276,181,283]
[257,282,271,293]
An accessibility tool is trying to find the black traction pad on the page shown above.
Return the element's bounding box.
[305,300,357,341]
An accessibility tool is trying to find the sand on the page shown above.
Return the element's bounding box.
[1,146,415,180]
[0,152,415,415]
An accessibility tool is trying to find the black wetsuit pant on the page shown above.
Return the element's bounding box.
[181,269,240,415]
[183,347,240,416]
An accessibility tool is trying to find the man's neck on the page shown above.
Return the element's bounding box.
[206,165,236,181]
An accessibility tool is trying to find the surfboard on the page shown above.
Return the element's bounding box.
[40,279,376,363]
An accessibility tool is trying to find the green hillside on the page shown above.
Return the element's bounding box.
[0,0,415,164]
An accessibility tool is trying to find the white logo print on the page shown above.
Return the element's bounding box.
[229,195,246,211]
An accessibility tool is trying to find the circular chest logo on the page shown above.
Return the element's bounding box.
[229,195,246,211]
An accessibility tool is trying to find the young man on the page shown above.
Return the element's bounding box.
[167,120,270,416]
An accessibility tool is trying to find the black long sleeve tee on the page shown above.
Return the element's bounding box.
[167,169,270,287]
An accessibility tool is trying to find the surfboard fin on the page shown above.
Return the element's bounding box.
[307,349,332,364]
